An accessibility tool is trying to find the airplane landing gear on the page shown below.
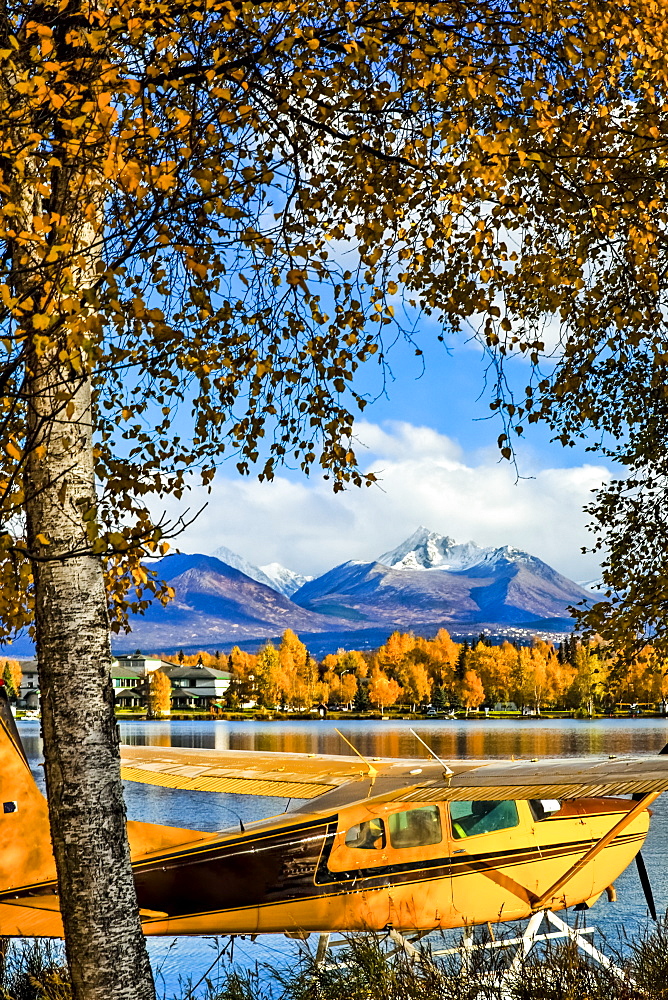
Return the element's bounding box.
[311,910,626,996]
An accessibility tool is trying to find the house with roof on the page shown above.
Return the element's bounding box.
[16,659,143,711]
[114,652,170,675]
[14,651,232,714]
[111,662,146,708]
[162,662,232,709]
[16,660,40,711]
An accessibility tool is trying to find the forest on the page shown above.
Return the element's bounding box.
[172,629,668,717]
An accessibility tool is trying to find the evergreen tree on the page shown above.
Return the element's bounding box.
[455,641,469,682]
[223,678,241,711]
[2,661,17,699]
[432,686,448,711]
[353,684,371,712]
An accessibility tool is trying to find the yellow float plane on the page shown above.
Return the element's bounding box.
[1,689,667,939]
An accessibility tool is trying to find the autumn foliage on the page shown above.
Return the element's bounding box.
[1,659,22,698]
[146,668,171,717]
[210,629,668,716]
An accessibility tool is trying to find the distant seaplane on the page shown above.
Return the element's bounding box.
[1,688,666,940]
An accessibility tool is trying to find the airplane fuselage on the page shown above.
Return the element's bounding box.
[129,795,648,936]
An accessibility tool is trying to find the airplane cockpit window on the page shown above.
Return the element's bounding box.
[344,817,385,849]
[529,799,561,821]
[388,806,442,849]
[450,800,519,839]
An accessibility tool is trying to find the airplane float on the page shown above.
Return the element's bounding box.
[1,688,667,943]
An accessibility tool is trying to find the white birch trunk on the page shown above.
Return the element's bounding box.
[14,150,156,995]
[24,356,156,1000]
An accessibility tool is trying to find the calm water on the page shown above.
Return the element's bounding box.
[17,718,668,998]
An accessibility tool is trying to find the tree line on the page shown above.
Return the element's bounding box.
[217,629,668,716]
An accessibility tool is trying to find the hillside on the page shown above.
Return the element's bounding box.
[112,553,357,651]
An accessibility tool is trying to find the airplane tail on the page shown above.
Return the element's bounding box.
[0,688,204,937]
[0,687,56,894]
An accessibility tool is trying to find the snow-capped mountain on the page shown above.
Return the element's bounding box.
[259,562,313,597]
[211,544,312,598]
[107,529,596,653]
[211,544,311,598]
[379,526,537,574]
[114,552,354,651]
[293,527,596,627]
[211,545,277,590]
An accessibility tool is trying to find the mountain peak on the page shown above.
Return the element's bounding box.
[377,528,548,575]
[209,544,311,597]
[211,544,277,590]
[379,527,483,572]
[259,562,313,597]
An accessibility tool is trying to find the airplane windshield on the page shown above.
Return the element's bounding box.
[450,800,519,839]
[344,817,385,850]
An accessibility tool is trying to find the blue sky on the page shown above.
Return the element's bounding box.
[153,324,611,583]
[348,329,596,467]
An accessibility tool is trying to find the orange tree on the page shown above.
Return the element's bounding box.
[1,657,22,697]
[368,668,402,715]
[146,668,171,717]
[0,2,662,998]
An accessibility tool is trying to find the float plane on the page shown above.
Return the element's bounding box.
[1,690,667,938]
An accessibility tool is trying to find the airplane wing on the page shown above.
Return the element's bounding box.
[119,744,412,799]
[389,753,668,802]
[121,744,668,803]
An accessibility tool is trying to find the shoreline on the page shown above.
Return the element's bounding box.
[113,710,668,722]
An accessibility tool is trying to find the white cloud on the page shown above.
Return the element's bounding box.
[152,419,610,582]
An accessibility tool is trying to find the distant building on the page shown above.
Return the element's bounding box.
[163,662,232,709]
[17,660,39,710]
[111,663,145,708]
[14,652,232,713]
[114,652,171,675]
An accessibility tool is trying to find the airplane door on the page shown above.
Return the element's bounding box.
[447,799,537,925]
[531,799,595,909]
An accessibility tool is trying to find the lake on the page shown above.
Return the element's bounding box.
[17,717,668,999]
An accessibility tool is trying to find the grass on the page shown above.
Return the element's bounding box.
[0,940,70,1000]
[3,920,668,1000]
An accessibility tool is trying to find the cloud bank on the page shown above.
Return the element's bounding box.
[153,419,610,582]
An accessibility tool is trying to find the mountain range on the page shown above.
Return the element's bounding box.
[108,527,595,654]
[113,552,346,651]
[293,527,594,627]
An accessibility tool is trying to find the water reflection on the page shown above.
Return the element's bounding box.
[118,716,668,760]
